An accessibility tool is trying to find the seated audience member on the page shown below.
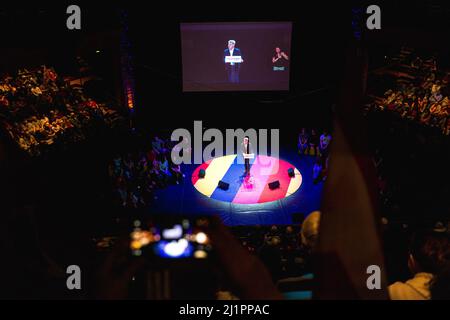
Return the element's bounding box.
[300,211,321,256]
[170,163,184,184]
[268,225,279,235]
[150,159,164,187]
[276,211,321,293]
[319,130,332,158]
[258,235,283,281]
[298,128,309,155]
[309,129,319,157]
[388,230,450,300]
[151,136,165,155]
[283,226,298,248]
[420,111,431,125]
[159,155,172,179]
[312,156,324,184]
[289,212,321,274]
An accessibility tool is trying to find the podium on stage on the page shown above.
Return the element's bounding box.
[225,56,243,64]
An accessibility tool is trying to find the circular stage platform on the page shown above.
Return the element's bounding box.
[192,155,302,204]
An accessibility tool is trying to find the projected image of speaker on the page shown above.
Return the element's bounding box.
[198,169,206,178]
[218,180,229,190]
[288,168,295,178]
[268,180,280,190]
[180,22,293,92]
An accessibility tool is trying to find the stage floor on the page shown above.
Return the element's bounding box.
[149,150,324,226]
[192,155,302,204]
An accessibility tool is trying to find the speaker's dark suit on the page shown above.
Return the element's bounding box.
[223,48,243,83]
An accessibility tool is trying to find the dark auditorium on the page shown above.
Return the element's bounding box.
[0,1,448,306]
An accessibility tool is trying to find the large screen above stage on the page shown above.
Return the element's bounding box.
[180,22,293,92]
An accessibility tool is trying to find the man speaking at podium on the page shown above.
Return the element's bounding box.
[224,40,243,83]
[241,136,253,176]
